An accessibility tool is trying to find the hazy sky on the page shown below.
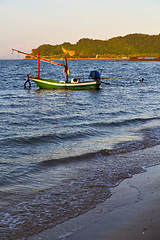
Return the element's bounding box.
[0,0,160,59]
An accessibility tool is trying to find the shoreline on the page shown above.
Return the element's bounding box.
[28,164,160,240]
[1,57,160,61]
[25,57,160,61]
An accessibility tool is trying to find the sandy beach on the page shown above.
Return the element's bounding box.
[28,164,160,240]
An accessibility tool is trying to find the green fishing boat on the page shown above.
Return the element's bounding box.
[12,48,101,90]
[31,77,100,90]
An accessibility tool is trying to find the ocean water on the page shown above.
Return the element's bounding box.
[0,59,160,239]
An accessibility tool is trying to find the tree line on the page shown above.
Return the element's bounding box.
[27,33,160,59]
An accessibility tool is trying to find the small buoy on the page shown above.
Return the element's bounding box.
[140,78,144,83]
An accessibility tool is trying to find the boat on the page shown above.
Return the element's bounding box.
[31,77,100,90]
[12,49,101,90]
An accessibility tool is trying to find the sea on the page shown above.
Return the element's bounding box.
[0,58,160,239]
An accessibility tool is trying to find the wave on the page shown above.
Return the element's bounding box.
[89,116,160,128]
[0,130,91,147]
[39,149,110,168]
[39,125,160,168]
[1,122,160,189]
[1,116,160,147]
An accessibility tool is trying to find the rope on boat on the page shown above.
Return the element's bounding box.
[12,49,66,67]
[101,77,144,82]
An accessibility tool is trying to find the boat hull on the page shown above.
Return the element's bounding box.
[31,78,101,90]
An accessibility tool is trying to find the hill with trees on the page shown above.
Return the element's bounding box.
[28,33,160,59]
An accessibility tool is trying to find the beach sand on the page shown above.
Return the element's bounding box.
[28,164,160,240]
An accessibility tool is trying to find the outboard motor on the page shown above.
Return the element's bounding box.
[89,71,101,80]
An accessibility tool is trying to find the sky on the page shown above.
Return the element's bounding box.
[0,0,160,59]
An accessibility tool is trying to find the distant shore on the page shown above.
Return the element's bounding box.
[30,33,160,61]
[129,57,160,61]
[24,56,160,61]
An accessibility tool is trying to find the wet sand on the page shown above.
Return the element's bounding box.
[28,164,160,240]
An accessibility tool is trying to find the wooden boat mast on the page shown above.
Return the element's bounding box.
[12,49,68,81]
[64,54,69,83]
[38,51,40,79]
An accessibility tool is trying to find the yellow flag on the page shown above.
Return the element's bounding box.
[62,47,67,54]
[68,50,75,57]
[62,47,75,57]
